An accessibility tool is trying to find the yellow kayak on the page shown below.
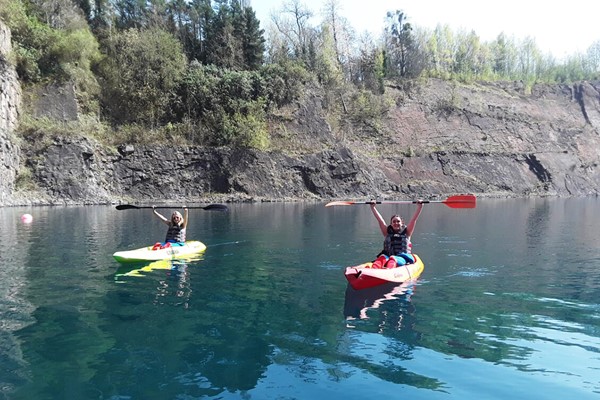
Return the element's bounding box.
[113,240,207,264]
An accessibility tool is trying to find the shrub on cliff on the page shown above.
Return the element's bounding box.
[0,0,101,114]
[170,61,309,149]
[96,27,187,128]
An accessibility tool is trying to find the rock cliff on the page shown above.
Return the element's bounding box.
[0,20,21,204]
[1,17,599,205]
[364,80,600,198]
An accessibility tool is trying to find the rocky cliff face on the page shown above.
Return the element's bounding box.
[13,138,386,204]
[8,78,599,206]
[0,20,22,204]
[365,80,600,197]
[1,18,599,206]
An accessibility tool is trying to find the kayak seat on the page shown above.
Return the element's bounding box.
[397,253,415,264]
[152,242,173,250]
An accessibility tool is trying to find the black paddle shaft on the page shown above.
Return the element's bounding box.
[115,204,229,211]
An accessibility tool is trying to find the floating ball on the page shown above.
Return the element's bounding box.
[21,213,33,223]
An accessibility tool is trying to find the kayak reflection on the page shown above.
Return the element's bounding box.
[115,257,203,283]
[344,280,418,323]
[113,257,202,308]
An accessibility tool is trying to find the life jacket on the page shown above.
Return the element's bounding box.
[165,223,186,243]
[382,225,410,256]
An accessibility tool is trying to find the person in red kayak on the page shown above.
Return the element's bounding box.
[151,207,188,249]
[369,201,423,269]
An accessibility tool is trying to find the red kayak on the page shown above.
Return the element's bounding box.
[345,254,425,290]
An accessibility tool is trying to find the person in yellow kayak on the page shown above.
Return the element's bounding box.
[369,201,423,269]
[151,207,188,250]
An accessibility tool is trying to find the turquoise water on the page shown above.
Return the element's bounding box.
[1,198,599,399]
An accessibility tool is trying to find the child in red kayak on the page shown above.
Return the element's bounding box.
[152,207,188,250]
[370,201,423,269]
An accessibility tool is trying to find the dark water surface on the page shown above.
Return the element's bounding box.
[1,198,599,399]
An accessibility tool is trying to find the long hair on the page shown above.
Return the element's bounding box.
[171,211,183,226]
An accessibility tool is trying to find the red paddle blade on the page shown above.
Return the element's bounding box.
[442,194,477,208]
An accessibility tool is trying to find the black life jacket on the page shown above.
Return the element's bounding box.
[382,225,410,256]
[165,223,186,243]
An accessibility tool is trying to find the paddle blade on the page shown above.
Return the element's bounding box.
[115,204,141,210]
[325,201,357,207]
[202,204,229,211]
[442,194,477,208]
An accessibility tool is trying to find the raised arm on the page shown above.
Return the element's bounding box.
[370,203,388,236]
[405,202,424,237]
[152,206,170,225]
[182,207,189,229]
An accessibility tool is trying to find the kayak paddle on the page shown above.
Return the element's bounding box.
[116,204,229,211]
[325,194,476,209]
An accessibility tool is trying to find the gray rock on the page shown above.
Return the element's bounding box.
[1,37,599,205]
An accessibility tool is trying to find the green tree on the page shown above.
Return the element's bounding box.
[491,33,518,79]
[90,0,111,31]
[432,24,456,78]
[556,53,587,82]
[186,0,214,62]
[259,60,310,107]
[321,0,354,77]
[175,64,271,148]
[453,30,491,80]
[517,36,541,84]
[204,1,242,68]
[202,1,265,70]
[111,0,148,29]
[351,36,384,93]
[240,6,265,70]
[98,27,187,127]
[384,10,425,79]
[74,0,92,22]
[313,24,343,87]
[585,40,600,77]
[2,3,56,82]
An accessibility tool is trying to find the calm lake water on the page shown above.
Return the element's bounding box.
[1,198,599,399]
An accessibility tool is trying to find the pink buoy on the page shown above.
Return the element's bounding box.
[21,213,33,223]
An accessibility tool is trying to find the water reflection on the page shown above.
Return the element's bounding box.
[114,258,201,311]
[1,199,600,399]
[339,281,448,390]
[344,281,416,323]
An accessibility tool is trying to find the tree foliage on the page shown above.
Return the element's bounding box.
[97,27,187,127]
[1,0,101,113]
[172,60,309,148]
[3,0,600,150]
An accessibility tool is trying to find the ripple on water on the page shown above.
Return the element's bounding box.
[451,267,496,278]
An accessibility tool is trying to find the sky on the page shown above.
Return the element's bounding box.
[250,0,600,59]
